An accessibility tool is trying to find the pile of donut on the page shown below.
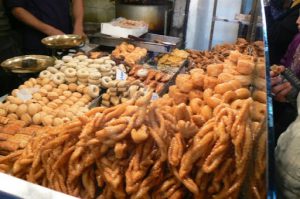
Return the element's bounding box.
[101,79,145,107]
[39,54,125,88]
[111,42,147,66]
[127,64,172,94]
[0,77,99,126]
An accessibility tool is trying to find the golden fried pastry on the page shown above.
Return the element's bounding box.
[176,74,194,93]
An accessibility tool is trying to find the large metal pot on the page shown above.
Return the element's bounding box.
[116,3,170,34]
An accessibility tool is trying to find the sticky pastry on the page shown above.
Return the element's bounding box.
[176,74,194,93]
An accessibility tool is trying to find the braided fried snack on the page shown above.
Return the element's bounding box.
[0,50,266,199]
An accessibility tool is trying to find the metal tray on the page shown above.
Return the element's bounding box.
[89,33,182,53]
[1,55,55,73]
[42,34,85,49]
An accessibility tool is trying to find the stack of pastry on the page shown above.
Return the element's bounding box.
[0,77,98,126]
[101,80,145,107]
[39,54,124,88]
[111,42,147,66]
[127,64,172,93]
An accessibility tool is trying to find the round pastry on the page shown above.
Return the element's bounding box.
[76,85,86,93]
[203,76,219,90]
[24,81,34,88]
[254,77,266,90]
[28,103,41,116]
[168,85,188,104]
[252,90,266,104]
[47,66,59,74]
[228,50,241,63]
[64,99,74,106]
[47,92,59,100]
[203,88,221,108]
[188,89,203,100]
[105,60,116,66]
[63,90,72,97]
[42,115,54,126]
[41,97,49,104]
[7,113,18,120]
[65,76,78,83]
[16,104,27,117]
[78,78,89,83]
[0,108,7,117]
[207,64,224,77]
[76,54,88,61]
[47,102,58,109]
[94,58,105,64]
[110,96,120,106]
[28,78,37,85]
[101,100,110,107]
[64,68,77,77]
[101,76,113,88]
[58,84,69,91]
[21,113,32,125]
[55,60,64,65]
[176,74,194,93]
[256,62,266,78]
[53,117,63,126]
[251,101,266,122]
[7,104,18,113]
[39,70,52,79]
[214,80,242,94]
[66,61,77,68]
[42,84,53,92]
[191,70,205,88]
[62,55,73,63]
[89,72,102,80]
[88,63,101,69]
[88,78,101,85]
[234,75,252,87]
[236,59,255,75]
[11,89,19,97]
[54,64,62,69]
[68,83,78,92]
[52,88,63,96]
[218,73,235,83]
[190,98,203,114]
[77,68,90,78]
[235,88,251,99]
[6,96,22,105]
[99,64,111,72]
[87,85,100,98]
[32,113,42,125]
[52,73,65,85]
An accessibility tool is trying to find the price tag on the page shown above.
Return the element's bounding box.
[151,93,159,101]
[116,69,128,80]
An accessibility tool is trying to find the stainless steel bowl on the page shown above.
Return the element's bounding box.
[41,34,85,49]
[1,55,55,73]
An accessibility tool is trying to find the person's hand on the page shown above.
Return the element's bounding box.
[73,24,86,37]
[44,25,65,36]
[271,66,292,102]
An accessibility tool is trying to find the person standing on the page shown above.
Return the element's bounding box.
[5,0,84,55]
[0,0,21,96]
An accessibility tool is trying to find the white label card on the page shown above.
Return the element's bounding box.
[116,69,128,81]
[151,93,159,101]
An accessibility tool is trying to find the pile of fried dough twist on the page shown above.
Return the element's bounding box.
[0,53,266,199]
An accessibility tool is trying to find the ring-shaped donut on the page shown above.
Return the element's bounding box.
[77,68,90,78]
[52,73,65,85]
[64,68,77,77]
[101,76,112,88]
[87,85,100,98]
[39,70,52,79]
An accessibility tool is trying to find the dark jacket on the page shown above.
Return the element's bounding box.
[268,3,300,65]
